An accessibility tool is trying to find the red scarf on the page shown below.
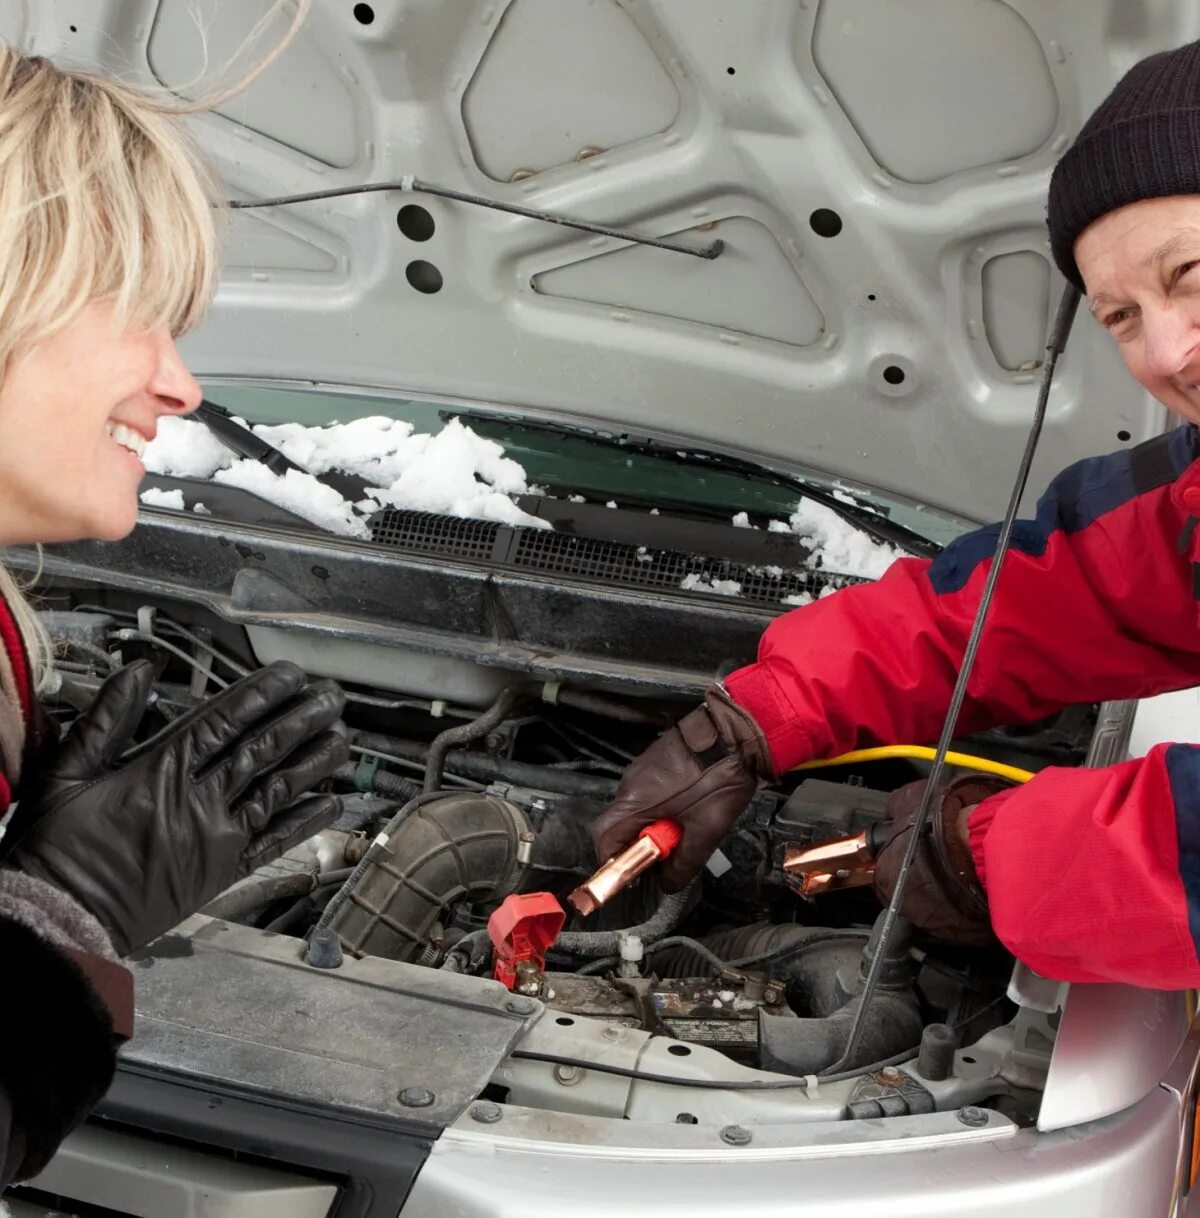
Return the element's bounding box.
[0,594,31,809]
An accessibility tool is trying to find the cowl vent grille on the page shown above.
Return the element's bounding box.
[368,508,864,607]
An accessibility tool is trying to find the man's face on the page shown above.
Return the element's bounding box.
[1075,196,1200,425]
[0,301,201,546]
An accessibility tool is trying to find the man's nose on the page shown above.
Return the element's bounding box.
[1141,305,1200,378]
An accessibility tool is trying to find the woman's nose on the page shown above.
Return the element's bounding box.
[150,332,201,416]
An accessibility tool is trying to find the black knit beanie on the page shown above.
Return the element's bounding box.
[1048,39,1200,290]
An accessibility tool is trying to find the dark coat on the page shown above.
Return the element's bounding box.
[0,592,116,1185]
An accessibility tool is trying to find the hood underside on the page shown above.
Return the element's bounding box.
[13,0,1197,522]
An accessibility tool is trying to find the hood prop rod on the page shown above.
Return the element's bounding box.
[230,178,724,260]
[826,283,1083,1077]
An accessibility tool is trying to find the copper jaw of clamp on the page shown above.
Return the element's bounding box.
[568,819,683,918]
[569,835,663,916]
[782,830,877,899]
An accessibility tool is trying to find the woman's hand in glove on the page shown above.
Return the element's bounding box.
[872,774,1012,946]
[9,659,348,955]
[590,684,773,892]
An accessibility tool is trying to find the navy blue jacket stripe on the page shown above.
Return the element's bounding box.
[929,425,1200,596]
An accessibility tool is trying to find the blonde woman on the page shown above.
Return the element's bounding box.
[0,26,349,1183]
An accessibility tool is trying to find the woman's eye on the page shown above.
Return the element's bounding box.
[1103,308,1135,330]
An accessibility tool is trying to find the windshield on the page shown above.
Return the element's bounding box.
[196,382,967,548]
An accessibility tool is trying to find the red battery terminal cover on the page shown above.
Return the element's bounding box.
[487,892,566,991]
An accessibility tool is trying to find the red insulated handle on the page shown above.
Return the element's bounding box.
[638,818,683,856]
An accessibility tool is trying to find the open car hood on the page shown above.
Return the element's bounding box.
[12,0,1196,523]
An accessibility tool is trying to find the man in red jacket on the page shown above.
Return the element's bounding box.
[593,38,1200,991]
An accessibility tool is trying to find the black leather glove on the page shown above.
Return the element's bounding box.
[9,659,348,955]
[873,774,1012,946]
[591,684,772,892]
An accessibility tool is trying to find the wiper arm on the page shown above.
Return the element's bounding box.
[194,399,308,477]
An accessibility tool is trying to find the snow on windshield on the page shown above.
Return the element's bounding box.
[729,504,904,585]
[142,415,905,606]
[142,415,549,538]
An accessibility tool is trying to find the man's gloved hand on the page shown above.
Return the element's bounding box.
[873,774,1012,946]
[590,684,772,892]
[9,659,348,955]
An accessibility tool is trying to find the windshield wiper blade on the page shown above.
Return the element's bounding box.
[194,399,308,477]
[449,410,938,557]
[620,433,933,546]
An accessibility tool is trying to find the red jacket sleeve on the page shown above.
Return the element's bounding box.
[968,746,1200,986]
[725,426,1200,772]
[723,426,1200,987]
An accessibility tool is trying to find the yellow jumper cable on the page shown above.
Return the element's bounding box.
[794,745,1034,785]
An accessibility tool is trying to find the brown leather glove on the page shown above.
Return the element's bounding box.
[591,684,772,892]
[873,774,1011,946]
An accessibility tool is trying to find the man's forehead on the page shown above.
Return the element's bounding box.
[1078,202,1200,303]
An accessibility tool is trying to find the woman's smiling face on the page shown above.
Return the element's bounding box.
[0,300,200,545]
[1075,195,1200,425]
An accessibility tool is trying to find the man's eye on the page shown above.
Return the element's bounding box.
[1103,308,1135,330]
[1173,260,1200,287]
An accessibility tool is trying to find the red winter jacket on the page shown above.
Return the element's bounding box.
[725,424,1200,989]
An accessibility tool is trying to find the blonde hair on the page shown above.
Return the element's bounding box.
[0,4,307,691]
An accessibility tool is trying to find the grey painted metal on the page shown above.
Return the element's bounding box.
[402,1085,1184,1217]
[23,1123,337,1218]
[121,913,539,1128]
[502,1009,1021,1126]
[4,1,1190,524]
[1038,982,1190,1134]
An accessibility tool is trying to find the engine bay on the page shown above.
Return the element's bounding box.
[24,570,1097,1133]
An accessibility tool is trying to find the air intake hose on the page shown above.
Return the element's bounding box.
[321,791,530,961]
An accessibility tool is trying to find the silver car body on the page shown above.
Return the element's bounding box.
[7,2,1200,1215]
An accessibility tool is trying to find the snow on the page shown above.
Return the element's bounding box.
[141,414,908,578]
[681,573,742,597]
[140,487,184,510]
[787,500,903,579]
[143,414,549,538]
[783,584,839,609]
[759,501,904,580]
[193,502,211,515]
[568,494,585,503]
[214,462,371,539]
[145,416,234,478]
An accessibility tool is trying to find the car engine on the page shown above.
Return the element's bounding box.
[28,586,1093,1130]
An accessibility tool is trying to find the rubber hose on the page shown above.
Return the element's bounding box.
[554,883,697,957]
[349,733,619,799]
[654,924,867,982]
[202,870,315,922]
[553,687,668,727]
[423,684,529,793]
